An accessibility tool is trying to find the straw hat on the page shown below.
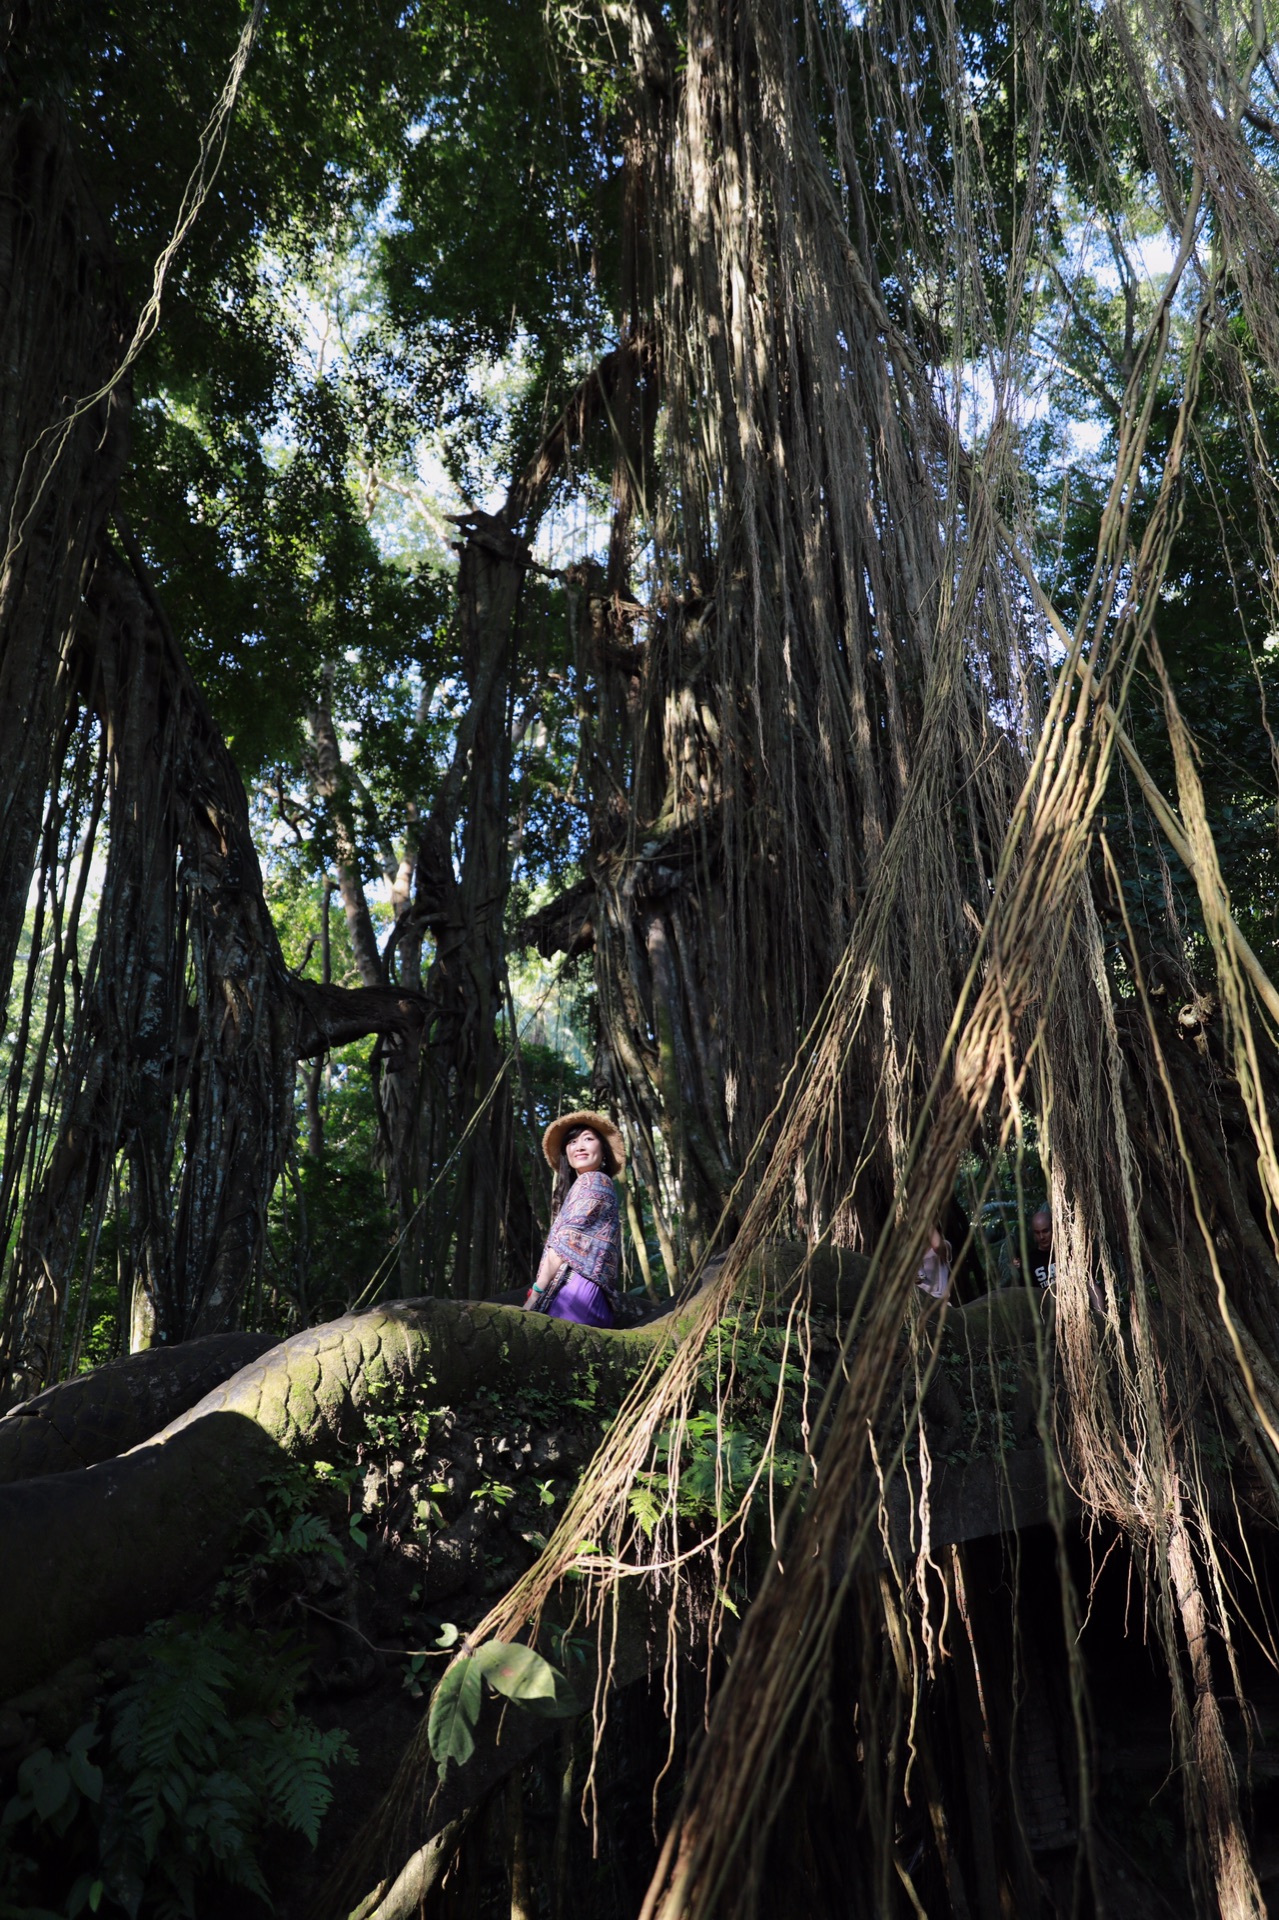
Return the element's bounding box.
[542,1109,625,1174]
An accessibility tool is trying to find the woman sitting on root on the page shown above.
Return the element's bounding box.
[525,1110,623,1327]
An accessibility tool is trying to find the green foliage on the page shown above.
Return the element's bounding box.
[472,1641,578,1715]
[29,0,619,800]
[427,1641,577,1773]
[1032,236,1279,972]
[0,1720,107,1912]
[76,1307,121,1375]
[426,1656,484,1772]
[631,1318,811,1536]
[375,6,616,491]
[0,1620,352,1920]
[356,1374,433,1460]
[263,991,394,1321]
[16,1,455,778]
[5,1725,104,1841]
[219,1459,353,1612]
[473,1479,517,1508]
[104,1619,352,1912]
[627,1483,662,1541]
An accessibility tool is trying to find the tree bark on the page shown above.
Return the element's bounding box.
[0,85,441,1388]
[0,542,299,1373]
[398,512,544,1298]
[308,687,387,991]
[537,577,738,1281]
[0,1293,666,1700]
[0,105,128,1027]
[0,1243,871,1696]
[389,340,657,1301]
[0,538,432,1393]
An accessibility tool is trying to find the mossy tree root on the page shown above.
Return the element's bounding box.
[0,1300,663,1701]
[0,1247,875,1702]
[0,1332,279,1483]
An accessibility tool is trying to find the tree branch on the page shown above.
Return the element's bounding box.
[292,979,429,1059]
[518,876,597,959]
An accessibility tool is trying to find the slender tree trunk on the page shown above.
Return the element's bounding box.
[505,1771,535,1920]
[303,881,333,1161]
[407,515,539,1297]
[308,685,386,991]
[391,336,663,1298]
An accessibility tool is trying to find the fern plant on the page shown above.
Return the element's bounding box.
[104,1618,352,1916]
[217,1459,352,1613]
[1,1617,352,1919]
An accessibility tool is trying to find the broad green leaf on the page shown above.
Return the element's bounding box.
[27,1754,72,1823]
[68,1871,105,1917]
[473,1642,578,1718]
[427,1658,482,1771]
[473,1641,556,1700]
[68,1749,104,1803]
[511,1683,579,1719]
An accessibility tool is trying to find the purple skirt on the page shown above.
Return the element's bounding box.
[546,1270,614,1328]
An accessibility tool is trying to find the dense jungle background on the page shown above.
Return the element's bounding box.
[10,0,1279,1914]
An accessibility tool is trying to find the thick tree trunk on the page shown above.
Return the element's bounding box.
[6,566,185,1376]
[534,577,738,1281]
[1,536,433,1394]
[2,543,300,1378]
[0,87,440,1390]
[0,106,128,1023]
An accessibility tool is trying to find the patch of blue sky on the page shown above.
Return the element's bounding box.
[1057,205,1181,301]
[940,347,1054,454]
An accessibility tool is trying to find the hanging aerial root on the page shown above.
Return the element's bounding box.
[581,4,1279,1906]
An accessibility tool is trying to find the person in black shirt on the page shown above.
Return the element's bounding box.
[1026,1206,1055,1290]
[997,1205,1055,1290]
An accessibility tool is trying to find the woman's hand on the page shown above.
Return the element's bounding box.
[528,1246,566,1306]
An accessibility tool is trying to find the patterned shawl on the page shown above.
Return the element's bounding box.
[545,1170,621,1304]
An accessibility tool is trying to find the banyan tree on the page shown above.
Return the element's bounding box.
[6,0,1279,1913]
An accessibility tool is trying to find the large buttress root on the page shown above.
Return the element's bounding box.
[0,1248,874,1701]
[0,1300,662,1700]
[0,1332,278,1483]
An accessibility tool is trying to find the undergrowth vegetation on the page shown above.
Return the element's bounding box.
[1,1301,843,1916]
[0,1619,350,1920]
